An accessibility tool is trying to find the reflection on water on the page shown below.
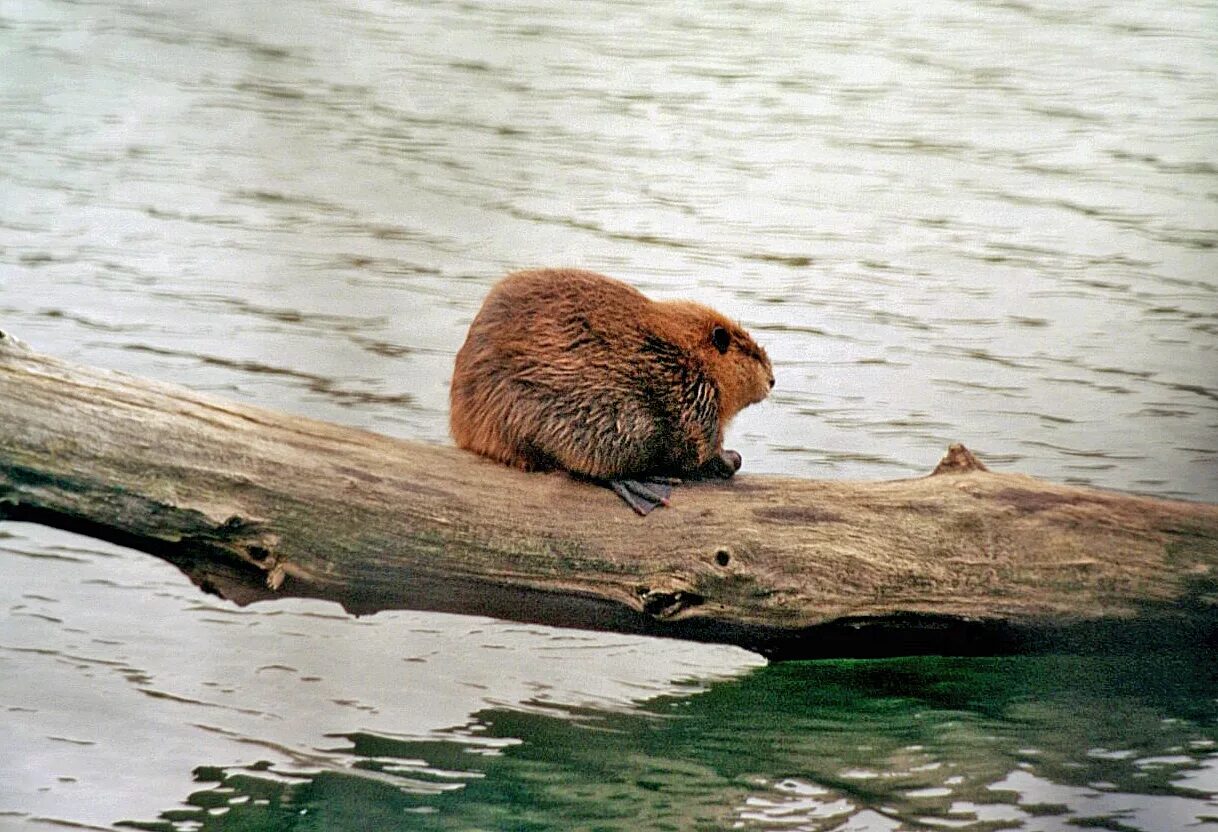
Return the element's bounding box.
[1,0,1217,828]
[122,654,1217,831]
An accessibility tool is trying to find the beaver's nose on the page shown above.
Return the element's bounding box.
[768,375,775,389]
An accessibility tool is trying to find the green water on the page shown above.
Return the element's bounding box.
[121,655,1215,831]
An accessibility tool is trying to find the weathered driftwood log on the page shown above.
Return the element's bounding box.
[1,330,1215,659]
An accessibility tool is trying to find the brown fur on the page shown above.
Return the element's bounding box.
[450,269,773,480]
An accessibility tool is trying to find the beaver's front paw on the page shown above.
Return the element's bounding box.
[695,449,741,479]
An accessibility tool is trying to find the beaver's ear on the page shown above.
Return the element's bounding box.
[711,325,730,355]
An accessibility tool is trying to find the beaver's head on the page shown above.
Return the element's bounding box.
[662,301,774,423]
[703,316,773,422]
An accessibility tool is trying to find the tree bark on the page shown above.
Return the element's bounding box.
[1,330,1215,659]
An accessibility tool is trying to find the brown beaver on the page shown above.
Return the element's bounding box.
[450,268,774,514]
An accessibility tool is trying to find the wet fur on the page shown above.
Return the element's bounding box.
[450,269,773,479]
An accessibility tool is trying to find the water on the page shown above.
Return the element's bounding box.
[121,655,1218,832]
[1,0,1216,828]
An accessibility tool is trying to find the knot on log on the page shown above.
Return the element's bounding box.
[171,512,283,593]
[931,443,989,476]
[637,584,705,619]
[213,514,283,585]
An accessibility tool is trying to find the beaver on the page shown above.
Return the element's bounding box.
[450,268,774,514]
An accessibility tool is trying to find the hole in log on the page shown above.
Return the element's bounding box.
[246,544,272,563]
[714,548,731,567]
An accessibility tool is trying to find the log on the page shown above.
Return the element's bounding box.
[1,329,1215,660]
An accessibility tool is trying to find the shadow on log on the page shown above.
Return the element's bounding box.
[1,330,1216,660]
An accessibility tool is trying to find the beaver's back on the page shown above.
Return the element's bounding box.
[450,269,710,479]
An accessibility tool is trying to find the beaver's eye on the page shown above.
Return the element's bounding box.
[711,325,730,355]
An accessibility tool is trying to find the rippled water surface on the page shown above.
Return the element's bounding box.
[1,0,1216,828]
